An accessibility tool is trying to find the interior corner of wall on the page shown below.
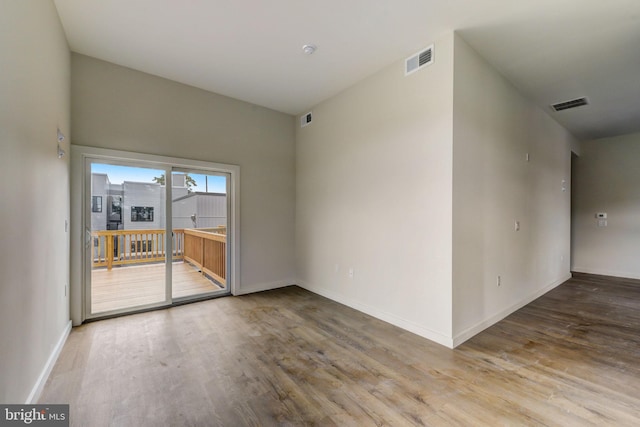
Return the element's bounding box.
[571,138,582,156]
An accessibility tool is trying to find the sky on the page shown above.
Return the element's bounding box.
[92,163,227,193]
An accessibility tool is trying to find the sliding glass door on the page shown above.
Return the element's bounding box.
[85,158,232,319]
[87,162,170,315]
[171,169,229,301]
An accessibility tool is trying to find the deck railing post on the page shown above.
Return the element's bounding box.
[107,235,114,270]
[200,237,205,276]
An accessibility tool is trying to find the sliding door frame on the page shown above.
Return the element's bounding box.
[170,166,231,303]
[70,145,240,324]
[84,158,172,318]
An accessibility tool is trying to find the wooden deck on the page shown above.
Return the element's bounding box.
[91,261,224,314]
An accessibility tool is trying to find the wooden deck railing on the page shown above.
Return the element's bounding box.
[91,226,226,284]
[183,228,227,285]
[92,229,185,270]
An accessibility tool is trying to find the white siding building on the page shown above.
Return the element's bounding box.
[91,173,226,231]
[173,192,227,229]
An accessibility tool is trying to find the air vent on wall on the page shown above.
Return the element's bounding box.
[405,45,434,76]
[300,111,312,127]
[551,97,589,112]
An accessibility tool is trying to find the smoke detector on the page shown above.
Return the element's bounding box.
[302,44,317,55]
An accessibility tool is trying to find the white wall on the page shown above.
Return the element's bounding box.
[296,34,455,347]
[572,133,640,279]
[296,31,576,348]
[70,54,296,308]
[0,0,71,403]
[452,34,574,344]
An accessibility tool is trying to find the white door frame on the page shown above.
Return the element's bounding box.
[70,145,240,324]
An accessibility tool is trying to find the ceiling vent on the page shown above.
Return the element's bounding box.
[551,97,589,112]
[405,45,434,76]
[300,112,312,127]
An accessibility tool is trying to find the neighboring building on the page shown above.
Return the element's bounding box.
[173,192,227,229]
[91,172,226,232]
[90,173,110,231]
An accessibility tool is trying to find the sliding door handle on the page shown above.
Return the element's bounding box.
[85,228,92,248]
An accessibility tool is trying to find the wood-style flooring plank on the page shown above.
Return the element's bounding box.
[40,273,640,426]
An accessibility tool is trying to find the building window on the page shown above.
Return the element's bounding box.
[131,206,154,222]
[92,196,102,212]
[109,196,122,222]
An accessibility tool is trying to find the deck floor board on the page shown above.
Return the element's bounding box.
[91,261,223,313]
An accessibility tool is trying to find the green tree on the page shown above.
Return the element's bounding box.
[152,174,197,192]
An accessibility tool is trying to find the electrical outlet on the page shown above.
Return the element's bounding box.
[497,275,501,287]
[515,221,520,231]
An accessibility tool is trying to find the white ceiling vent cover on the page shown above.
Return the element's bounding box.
[300,112,312,127]
[405,45,434,76]
[551,97,589,112]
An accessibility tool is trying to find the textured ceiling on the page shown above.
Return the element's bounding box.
[54,0,640,140]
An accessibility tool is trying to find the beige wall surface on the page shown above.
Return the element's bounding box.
[452,34,574,344]
[296,34,455,346]
[572,133,640,279]
[70,54,296,305]
[0,0,71,402]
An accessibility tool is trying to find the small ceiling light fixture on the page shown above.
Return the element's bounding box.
[302,44,317,55]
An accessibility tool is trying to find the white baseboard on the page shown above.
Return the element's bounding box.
[233,280,295,296]
[265,274,573,350]
[571,267,640,281]
[452,273,572,347]
[26,320,72,404]
[297,280,454,349]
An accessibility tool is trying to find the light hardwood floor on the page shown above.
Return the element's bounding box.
[91,262,224,313]
[40,273,640,426]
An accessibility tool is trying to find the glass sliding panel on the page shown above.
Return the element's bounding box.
[171,170,229,300]
[89,162,169,315]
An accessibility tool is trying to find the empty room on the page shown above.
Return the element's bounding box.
[2,0,639,425]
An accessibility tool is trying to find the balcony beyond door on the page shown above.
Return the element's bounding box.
[87,162,230,318]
